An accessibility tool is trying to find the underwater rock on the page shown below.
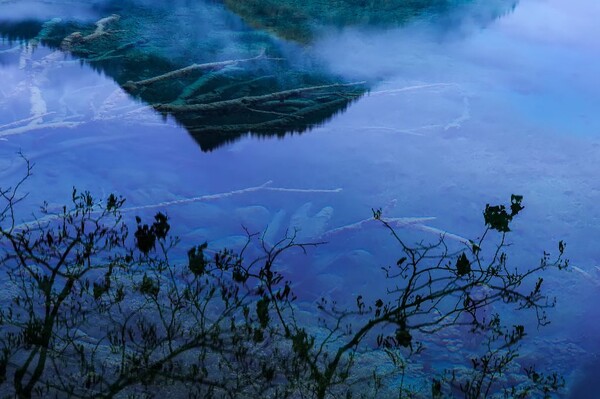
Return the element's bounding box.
[289,202,334,239]
[301,248,377,301]
[262,208,287,245]
[234,204,271,232]
[294,272,345,301]
[208,234,250,252]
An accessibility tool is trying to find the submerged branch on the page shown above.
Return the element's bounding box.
[0,113,56,131]
[61,14,121,51]
[0,121,82,138]
[154,82,366,114]
[122,51,283,92]
[12,181,342,230]
[320,216,436,238]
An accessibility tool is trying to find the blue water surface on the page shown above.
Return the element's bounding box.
[1,0,599,396]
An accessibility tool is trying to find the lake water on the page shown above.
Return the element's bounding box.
[1,0,599,396]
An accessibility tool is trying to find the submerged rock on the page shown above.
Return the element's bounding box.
[235,204,271,232]
[289,202,334,239]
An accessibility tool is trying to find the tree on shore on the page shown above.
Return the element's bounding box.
[0,159,567,398]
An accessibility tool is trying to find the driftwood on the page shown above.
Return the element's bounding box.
[184,74,275,103]
[13,181,342,230]
[320,216,436,238]
[411,223,471,245]
[185,96,353,135]
[61,14,121,51]
[155,82,365,114]
[0,122,83,138]
[88,39,146,63]
[369,83,460,97]
[319,215,471,244]
[122,51,283,92]
[0,46,21,55]
[177,69,234,102]
[0,113,55,131]
[125,181,342,212]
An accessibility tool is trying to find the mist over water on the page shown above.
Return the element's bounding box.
[312,0,600,124]
[308,1,600,390]
[1,0,600,395]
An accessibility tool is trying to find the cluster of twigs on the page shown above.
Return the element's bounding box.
[0,158,568,398]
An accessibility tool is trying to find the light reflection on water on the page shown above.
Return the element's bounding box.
[1,0,600,395]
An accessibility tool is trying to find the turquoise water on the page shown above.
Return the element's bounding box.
[1,0,599,396]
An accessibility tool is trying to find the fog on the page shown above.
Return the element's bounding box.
[309,0,600,139]
[307,1,600,393]
[1,0,600,395]
[312,0,599,83]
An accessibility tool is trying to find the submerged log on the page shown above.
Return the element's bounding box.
[154,82,365,113]
[122,51,283,92]
[61,14,120,51]
[182,74,276,103]
[1,9,368,151]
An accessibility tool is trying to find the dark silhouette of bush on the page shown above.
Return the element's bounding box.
[0,158,567,398]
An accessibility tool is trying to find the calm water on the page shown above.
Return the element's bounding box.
[1,0,599,396]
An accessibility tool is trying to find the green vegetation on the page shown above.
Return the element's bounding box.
[223,0,461,42]
[222,0,517,42]
[0,0,517,151]
[0,158,567,398]
[0,3,366,151]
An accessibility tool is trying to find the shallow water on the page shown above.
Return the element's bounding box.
[1,0,599,396]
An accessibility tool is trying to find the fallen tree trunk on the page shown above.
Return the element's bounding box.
[155,82,365,113]
[61,14,121,51]
[123,51,282,92]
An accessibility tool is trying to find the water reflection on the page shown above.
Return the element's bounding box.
[1,0,368,151]
[0,0,516,151]
[1,0,600,395]
[223,0,518,43]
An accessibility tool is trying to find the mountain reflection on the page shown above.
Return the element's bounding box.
[0,0,516,151]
